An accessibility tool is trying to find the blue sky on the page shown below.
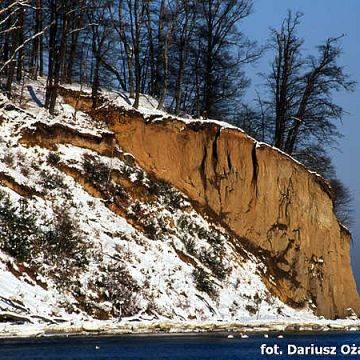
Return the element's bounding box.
[242,0,360,286]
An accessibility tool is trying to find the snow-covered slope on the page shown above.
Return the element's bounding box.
[0,82,324,331]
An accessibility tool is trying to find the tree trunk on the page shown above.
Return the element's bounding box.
[16,6,25,82]
[65,16,81,84]
[30,0,42,78]
[45,0,68,114]
[174,34,187,114]
[145,3,156,95]
[203,1,214,117]
[133,0,142,109]
[45,0,58,109]
[157,34,169,110]
[91,56,100,109]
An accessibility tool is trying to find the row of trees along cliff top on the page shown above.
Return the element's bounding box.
[0,1,354,226]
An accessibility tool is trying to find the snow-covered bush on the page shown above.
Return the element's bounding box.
[0,193,39,262]
[130,201,142,214]
[40,170,67,190]
[2,152,14,167]
[164,189,183,209]
[193,267,217,297]
[184,237,196,256]
[120,165,133,178]
[199,249,229,280]
[82,154,110,187]
[93,263,140,317]
[206,233,224,249]
[47,152,61,166]
[0,190,88,285]
[43,205,88,267]
[113,184,127,199]
[177,214,190,231]
[143,218,159,239]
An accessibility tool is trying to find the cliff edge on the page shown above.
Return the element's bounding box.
[60,87,359,319]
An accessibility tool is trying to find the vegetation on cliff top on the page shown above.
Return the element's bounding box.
[0,0,353,225]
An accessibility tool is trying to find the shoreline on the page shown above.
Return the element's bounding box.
[0,319,359,340]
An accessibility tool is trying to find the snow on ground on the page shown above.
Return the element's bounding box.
[0,79,345,333]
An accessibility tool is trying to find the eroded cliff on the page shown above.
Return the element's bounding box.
[2,89,318,325]
[60,88,359,319]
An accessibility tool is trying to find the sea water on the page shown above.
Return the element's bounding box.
[0,332,360,359]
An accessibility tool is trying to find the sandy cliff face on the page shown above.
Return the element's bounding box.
[2,90,320,325]
[61,89,360,319]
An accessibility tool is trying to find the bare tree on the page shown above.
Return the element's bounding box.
[30,0,44,79]
[173,0,195,114]
[44,0,69,114]
[284,36,355,154]
[198,0,259,117]
[268,11,304,149]
[87,0,113,109]
[257,11,355,225]
[132,0,147,108]
[330,179,353,227]
[264,11,355,155]
[0,1,30,97]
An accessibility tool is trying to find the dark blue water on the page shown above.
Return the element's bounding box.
[1,332,360,359]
